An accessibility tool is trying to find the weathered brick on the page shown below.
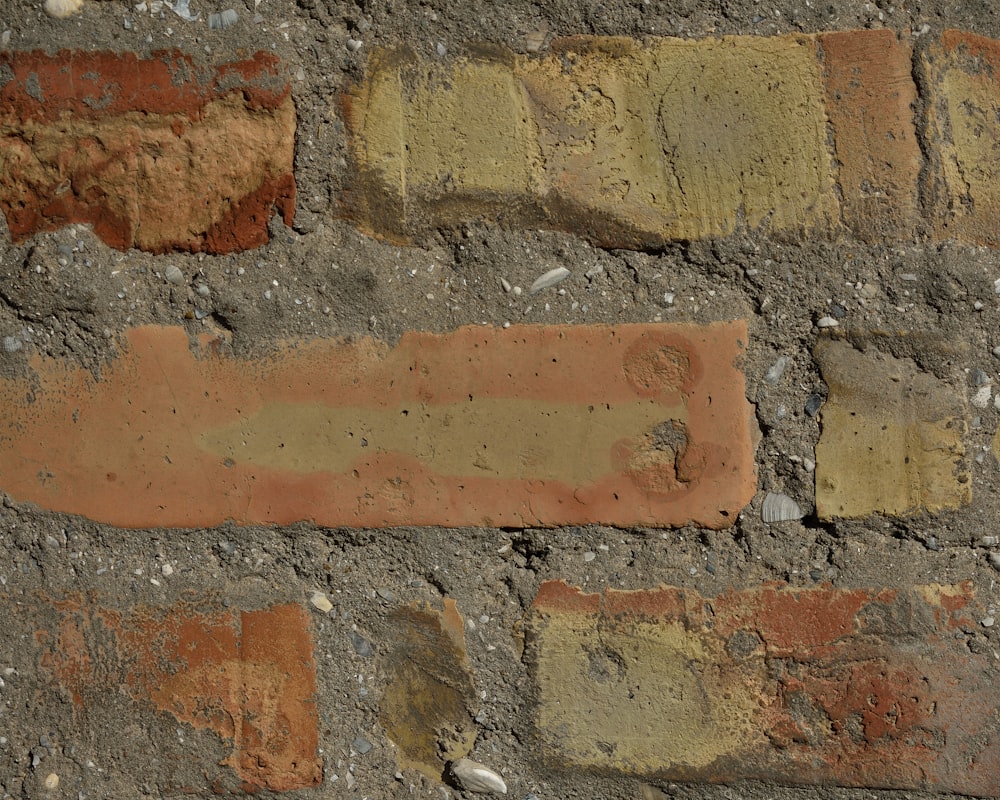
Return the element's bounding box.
[526,580,998,796]
[813,337,969,519]
[0,50,295,253]
[380,599,476,778]
[923,30,1000,245]
[34,596,321,791]
[0,322,756,529]
[819,30,921,241]
[343,35,839,247]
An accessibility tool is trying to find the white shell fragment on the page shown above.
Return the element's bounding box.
[165,0,199,21]
[208,8,238,28]
[451,758,507,794]
[761,492,804,523]
[529,266,570,295]
[310,591,333,613]
[163,265,185,285]
[44,0,83,18]
[816,316,839,328]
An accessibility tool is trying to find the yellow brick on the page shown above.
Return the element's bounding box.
[814,338,969,519]
[924,31,1000,245]
[523,35,838,241]
[344,36,839,245]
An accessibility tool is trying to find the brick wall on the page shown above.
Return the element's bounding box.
[1,24,1000,800]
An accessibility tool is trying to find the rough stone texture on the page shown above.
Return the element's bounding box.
[813,337,969,518]
[0,322,756,529]
[923,30,1000,246]
[344,35,839,247]
[526,580,998,796]
[32,597,321,792]
[819,30,921,241]
[0,50,295,253]
[380,600,476,779]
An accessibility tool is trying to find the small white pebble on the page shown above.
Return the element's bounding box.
[43,773,59,790]
[161,563,174,577]
[347,38,363,52]
[816,316,839,328]
[983,616,995,628]
[311,591,333,613]
[583,551,596,562]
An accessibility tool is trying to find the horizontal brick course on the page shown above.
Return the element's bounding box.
[0,50,295,253]
[527,580,998,796]
[0,322,756,528]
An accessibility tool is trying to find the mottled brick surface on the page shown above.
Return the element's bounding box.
[527,580,997,796]
[814,337,969,518]
[344,35,839,247]
[33,596,321,792]
[0,322,756,529]
[0,50,295,253]
[819,30,921,240]
[924,30,1000,245]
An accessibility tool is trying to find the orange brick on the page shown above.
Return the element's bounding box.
[819,30,921,241]
[0,322,756,529]
[0,50,295,253]
[527,580,997,796]
[34,596,321,792]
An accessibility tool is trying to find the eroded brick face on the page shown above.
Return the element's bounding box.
[34,597,321,792]
[0,50,295,253]
[0,322,756,529]
[526,581,997,796]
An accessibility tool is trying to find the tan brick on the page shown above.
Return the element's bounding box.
[819,30,921,241]
[526,580,998,796]
[380,599,476,779]
[0,50,295,253]
[343,36,839,246]
[923,30,1000,245]
[814,337,969,519]
[0,322,756,529]
[34,596,321,792]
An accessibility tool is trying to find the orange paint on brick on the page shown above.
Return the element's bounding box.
[527,580,996,796]
[819,30,921,241]
[0,50,295,253]
[0,322,756,529]
[35,596,321,792]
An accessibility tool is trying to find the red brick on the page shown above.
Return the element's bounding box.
[819,30,921,241]
[34,596,321,792]
[0,322,756,529]
[527,580,997,796]
[0,50,295,253]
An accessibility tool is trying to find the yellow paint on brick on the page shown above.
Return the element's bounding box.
[350,50,541,228]
[532,611,762,771]
[814,338,969,519]
[348,35,839,244]
[924,32,1000,245]
[199,398,683,484]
